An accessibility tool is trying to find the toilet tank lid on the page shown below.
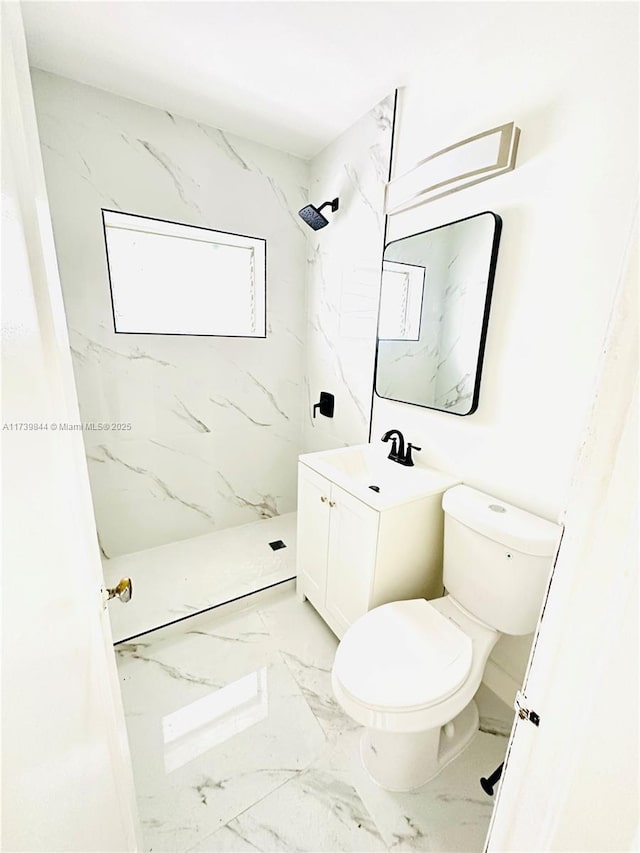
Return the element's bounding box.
[442,485,562,557]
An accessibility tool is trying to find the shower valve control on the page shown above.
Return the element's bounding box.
[313,392,335,419]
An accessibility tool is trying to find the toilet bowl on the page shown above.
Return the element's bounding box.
[332,596,499,790]
[331,484,561,791]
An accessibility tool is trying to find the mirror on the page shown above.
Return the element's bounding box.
[374,211,501,415]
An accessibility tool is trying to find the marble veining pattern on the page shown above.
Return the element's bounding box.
[32,70,309,557]
[116,586,511,852]
[303,94,394,453]
[35,72,396,554]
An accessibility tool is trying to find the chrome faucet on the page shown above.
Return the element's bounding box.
[381,429,421,467]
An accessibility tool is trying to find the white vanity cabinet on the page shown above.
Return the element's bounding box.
[297,465,378,636]
[296,445,459,639]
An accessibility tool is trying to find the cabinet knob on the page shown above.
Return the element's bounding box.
[320,495,328,503]
[329,500,336,508]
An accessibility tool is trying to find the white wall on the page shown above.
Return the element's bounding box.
[32,71,309,558]
[303,95,394,452]
[372,2,638,694]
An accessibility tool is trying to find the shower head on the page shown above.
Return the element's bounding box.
[298,198,339,230]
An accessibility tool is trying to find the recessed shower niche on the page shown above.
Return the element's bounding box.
[375,211,502,415]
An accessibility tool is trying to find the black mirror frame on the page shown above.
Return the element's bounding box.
[373,210,502,417]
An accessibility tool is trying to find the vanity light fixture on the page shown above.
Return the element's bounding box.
[385,121,520,214]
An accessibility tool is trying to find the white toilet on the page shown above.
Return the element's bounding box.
[331,484,561,791]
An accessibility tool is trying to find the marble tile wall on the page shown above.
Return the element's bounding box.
[302,95,395,453]
[33,71,394,557]
[32,71,310,557]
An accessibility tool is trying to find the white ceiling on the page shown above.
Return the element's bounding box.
[21,1,475,159]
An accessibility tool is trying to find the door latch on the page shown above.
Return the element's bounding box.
[515,690,540,726]
[102,577,133,607]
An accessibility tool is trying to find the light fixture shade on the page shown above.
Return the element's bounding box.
[385,121,520,215]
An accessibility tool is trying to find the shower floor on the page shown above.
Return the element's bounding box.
[103,512,297,643]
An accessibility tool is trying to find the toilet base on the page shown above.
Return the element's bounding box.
[359,700,479,792]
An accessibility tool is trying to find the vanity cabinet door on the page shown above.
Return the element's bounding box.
[296,464,331,606]
[325,485,379,637]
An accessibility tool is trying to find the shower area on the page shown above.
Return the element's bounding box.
[32,70,394,642]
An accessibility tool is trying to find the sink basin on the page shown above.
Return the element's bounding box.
[299,443,459,510]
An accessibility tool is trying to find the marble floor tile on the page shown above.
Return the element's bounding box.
[105,512,297,642]
[320,726,507,852]
[190,767,387,852]
[117,586,509,853]
[258,592,360,740]
[117,603,325,852]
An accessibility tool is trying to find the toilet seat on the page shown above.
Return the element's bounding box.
[333,599,473,713]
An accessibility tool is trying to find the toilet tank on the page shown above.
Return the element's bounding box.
[441,485,562,635]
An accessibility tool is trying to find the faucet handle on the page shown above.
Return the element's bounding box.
[404,443,422,467]
[386,437,399,461]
